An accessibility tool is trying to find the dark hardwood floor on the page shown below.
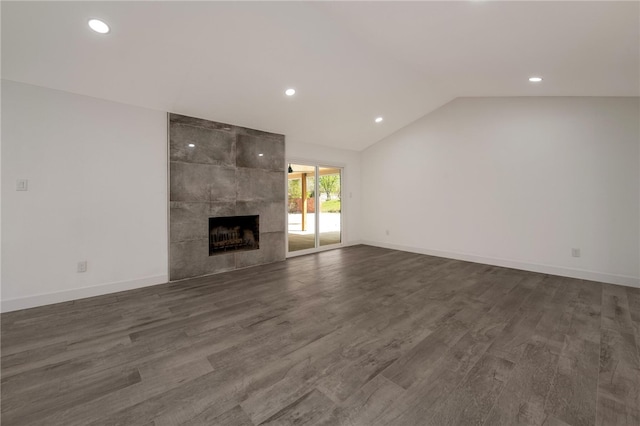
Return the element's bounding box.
[2,245,639,425]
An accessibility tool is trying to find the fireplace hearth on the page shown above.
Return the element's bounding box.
[209,215,259,255]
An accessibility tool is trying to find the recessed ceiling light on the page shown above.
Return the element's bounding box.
[258,153,264,157]
[375,117,383,123]
[285,88,296,96]
[88,19,110,34]
[528,77,543,82]
[188,143,195,148]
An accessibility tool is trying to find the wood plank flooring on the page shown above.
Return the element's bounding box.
[2,245,639,425]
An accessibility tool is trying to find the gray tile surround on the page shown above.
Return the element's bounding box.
[170,123,235,166]
[236,134,284,171]
[169,113,285,281]
[170,162,237,203]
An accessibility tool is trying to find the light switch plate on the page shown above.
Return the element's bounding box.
[16,179,28,191]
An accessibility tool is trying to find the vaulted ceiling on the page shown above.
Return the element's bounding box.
[2,1,638,151]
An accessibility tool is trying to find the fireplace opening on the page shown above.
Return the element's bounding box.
[209,215,259,256]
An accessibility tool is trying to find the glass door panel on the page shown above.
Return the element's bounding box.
[287,164,316,252]
[318,167,342,247]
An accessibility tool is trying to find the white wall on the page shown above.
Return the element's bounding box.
[3,85,637,312]
[361,97,640,287]
[286,141,361,246]
[1,80,168,311]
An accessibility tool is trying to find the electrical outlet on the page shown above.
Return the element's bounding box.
[571,248,581,258]
[77,261,87,273]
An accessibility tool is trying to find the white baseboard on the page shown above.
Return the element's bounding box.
[4,241,636,312]
[1,274,168,313]
[361,240,640,289]
[285,239,365,258]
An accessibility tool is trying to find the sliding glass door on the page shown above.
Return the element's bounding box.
[287,164,316,252]
[318,166,342,247]
[287,163,342,254]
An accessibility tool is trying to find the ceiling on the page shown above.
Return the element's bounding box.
[2,1,638,151]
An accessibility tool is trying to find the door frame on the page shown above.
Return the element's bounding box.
[284,158,346,258]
